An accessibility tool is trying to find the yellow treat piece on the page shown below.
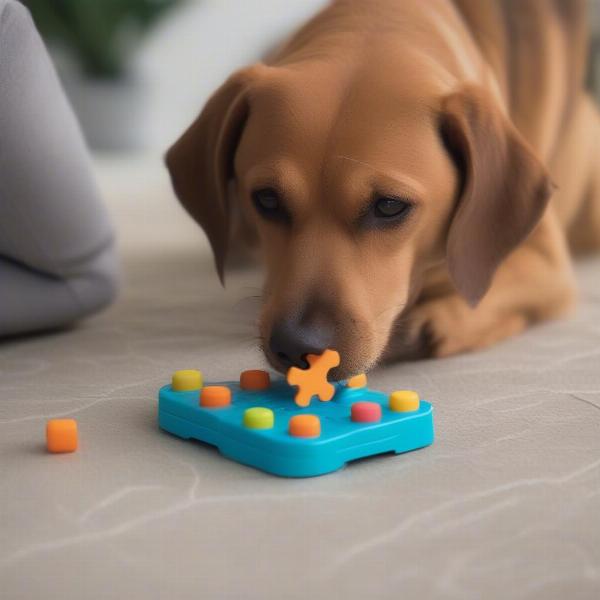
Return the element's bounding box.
[46,419,78,453]
[172,369,203,391]
[243,407,274,430]
[389,390,420,412]
[347,373,367,388]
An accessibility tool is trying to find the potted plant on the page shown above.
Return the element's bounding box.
[25,0,182,151]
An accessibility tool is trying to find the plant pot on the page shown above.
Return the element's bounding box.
[60,70,147,152]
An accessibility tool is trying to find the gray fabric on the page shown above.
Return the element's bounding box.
[0,0,118,336]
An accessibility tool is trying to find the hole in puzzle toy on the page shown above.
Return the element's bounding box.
[240,369,271,391]
[288,414,321,438]
[351,401,382,423]
[200,386,231,408]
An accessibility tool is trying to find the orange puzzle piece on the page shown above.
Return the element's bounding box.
[286,349,341,407]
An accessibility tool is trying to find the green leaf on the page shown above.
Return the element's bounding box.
[24,0,183,78]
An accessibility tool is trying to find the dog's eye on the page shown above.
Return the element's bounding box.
[252,188,289,223]
[374,197,412,219]
[253,188,279,211]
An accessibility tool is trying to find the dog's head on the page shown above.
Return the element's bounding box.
[166,57,551,377]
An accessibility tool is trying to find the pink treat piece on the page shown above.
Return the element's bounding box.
[351,401,382,423]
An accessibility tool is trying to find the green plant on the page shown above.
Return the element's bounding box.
[25,0,182,79]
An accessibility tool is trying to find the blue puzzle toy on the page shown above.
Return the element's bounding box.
[158,358,434,478]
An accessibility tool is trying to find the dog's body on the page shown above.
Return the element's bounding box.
[167,0,600,377]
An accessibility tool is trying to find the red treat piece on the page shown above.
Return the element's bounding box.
[240,369,271,391]
[351,401,382,423]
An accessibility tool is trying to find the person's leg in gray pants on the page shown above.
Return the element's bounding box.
[0,0,119,337]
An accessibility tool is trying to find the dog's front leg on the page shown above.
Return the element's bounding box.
[388,212,578,360]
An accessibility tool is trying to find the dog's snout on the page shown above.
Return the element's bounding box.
[269,317,333,369]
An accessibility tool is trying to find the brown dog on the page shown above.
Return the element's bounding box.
[166,0,600,378]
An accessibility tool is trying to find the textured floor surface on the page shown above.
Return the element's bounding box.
[1,157,599,599]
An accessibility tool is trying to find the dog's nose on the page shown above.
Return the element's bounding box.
[269,317,333,369]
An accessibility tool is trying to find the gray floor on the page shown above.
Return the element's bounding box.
[1,158,600,599]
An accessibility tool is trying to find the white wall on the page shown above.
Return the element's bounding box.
[136,0,328,153]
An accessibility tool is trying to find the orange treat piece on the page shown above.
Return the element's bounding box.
[286,349,340,407]
[289,414,321,438]
[46,419,78,453]
[240,369,271,391]
[200,386,231,408]
[347,373,367,388]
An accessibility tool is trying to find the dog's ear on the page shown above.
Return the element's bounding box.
[165,65,265,282]
[439,85,553,306]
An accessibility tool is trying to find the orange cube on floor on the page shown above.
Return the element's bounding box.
[46,419,78,453]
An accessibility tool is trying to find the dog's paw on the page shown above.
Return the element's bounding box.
[407,296,471,358]
[407,295,527,358]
